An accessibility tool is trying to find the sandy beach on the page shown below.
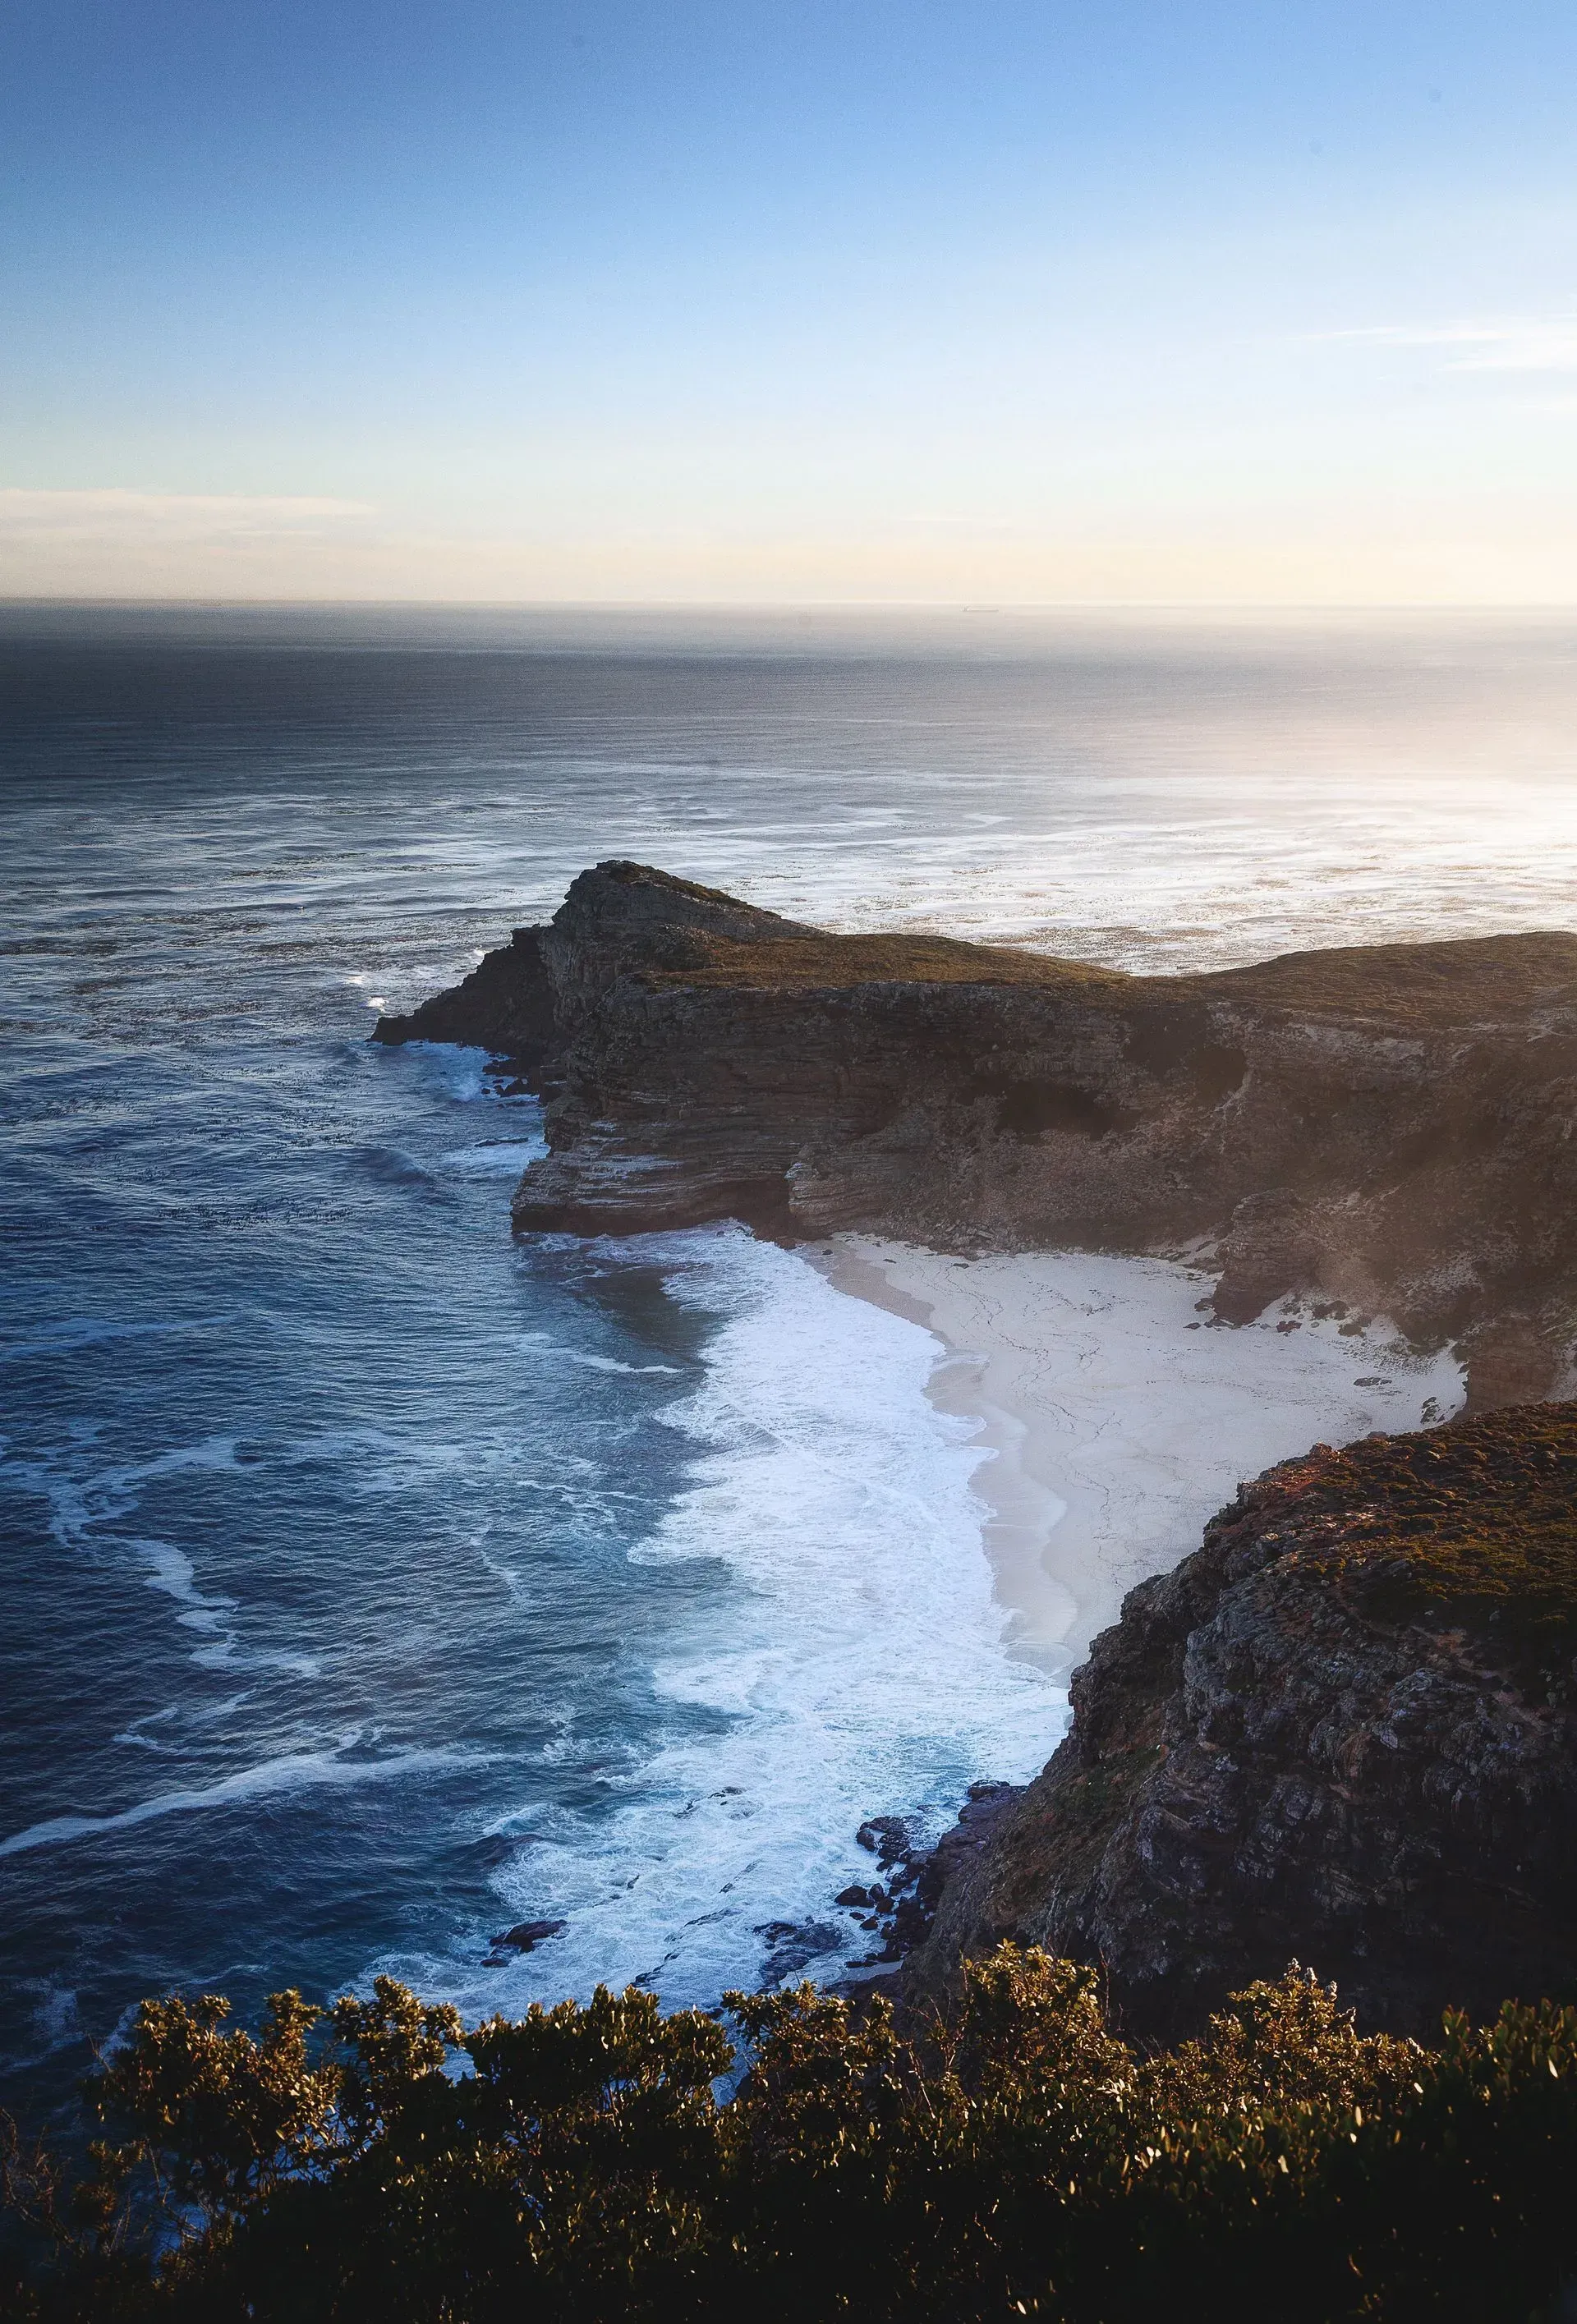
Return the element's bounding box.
[821,1238,1466,1679]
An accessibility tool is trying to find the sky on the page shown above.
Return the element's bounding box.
[3,0,1576,603]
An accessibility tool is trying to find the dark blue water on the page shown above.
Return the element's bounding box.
[0,948,730,2120]
[4,604,1575,2132]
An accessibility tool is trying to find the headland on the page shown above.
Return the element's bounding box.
[376,862,1577,2032]
[377,857,1577,1414]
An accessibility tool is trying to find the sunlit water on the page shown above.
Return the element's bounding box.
[3,604,1575,2127]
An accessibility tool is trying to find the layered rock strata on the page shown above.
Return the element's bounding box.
[375,860,1577,1405]
[906,1403,1577,2037]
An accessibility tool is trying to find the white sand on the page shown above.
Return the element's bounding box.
[819,1238,1466,1679]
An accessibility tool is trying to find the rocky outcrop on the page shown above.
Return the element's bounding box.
[905,1403,1577,2038]
[374,859,1577,1404]
[371,926,562,1086]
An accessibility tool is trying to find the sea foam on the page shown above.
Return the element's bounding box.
[382,1224,1060,2015]
[0,1747,494,1860]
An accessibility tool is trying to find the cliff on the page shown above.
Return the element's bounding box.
[905,1401,1577,2038]
[375,860,1577,1406]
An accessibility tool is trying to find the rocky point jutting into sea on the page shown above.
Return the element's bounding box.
[377,861,1577,2031]
[379,858,1577,1410]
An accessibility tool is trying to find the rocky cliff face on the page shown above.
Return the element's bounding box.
[906,1402,1577,2038]
[375,860,1577,1406]
[372,925,561,1085]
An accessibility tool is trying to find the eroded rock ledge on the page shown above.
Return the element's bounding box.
[375,859,1577,1406]
[904,1402,1577,2038]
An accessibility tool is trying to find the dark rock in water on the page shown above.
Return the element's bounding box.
[856,1815,913,1866]
[959,1780,1017,1821]
[833,1789,1024,1986]
[490,1918,567,1954]
[907,1403,1577,2039]
[474,1832,545,1867]
[756,1919,842,1983]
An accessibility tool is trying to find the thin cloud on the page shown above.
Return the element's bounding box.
[1314,315,1577,373]
[0,488,376,540]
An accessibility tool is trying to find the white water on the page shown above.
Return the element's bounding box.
[379,1225,1058,2009]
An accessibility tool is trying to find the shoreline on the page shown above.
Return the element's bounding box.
[813,1236,1467,1675]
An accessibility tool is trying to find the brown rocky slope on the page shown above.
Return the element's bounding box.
[905,1402,1577,2039]
[376,859,1577,1406]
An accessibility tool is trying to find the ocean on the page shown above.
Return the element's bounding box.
[3,603,1576,2129]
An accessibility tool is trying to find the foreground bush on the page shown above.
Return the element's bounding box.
[6,1948,1577,2322]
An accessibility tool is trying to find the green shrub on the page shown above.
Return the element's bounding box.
[5,1950,1577,2322]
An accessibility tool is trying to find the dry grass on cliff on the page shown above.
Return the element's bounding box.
[1252,1403,1577,1662]
[645,922,1577,1035]
[650,929,1138,994]
[1204,929,1577,1027]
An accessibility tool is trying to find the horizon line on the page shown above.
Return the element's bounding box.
[6,595,1577,616]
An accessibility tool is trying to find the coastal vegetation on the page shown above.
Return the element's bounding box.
[7,1947,1577,2322]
